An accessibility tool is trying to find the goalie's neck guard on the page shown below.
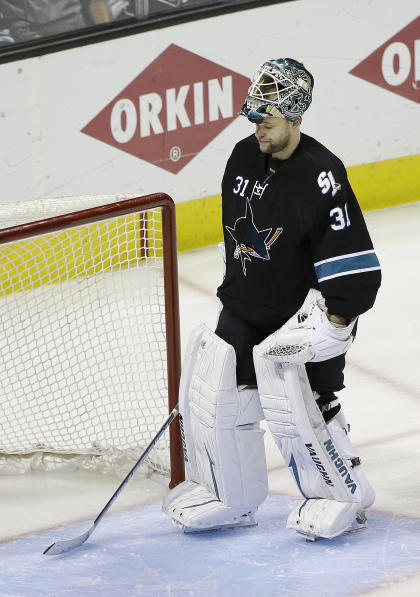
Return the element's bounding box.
[240,58,314,124]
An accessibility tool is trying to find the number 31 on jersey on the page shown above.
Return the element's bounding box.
[317,170,350,231]
[330,204,350,231]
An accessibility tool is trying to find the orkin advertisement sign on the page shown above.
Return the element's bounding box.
[82,44,250,173]
[350,15,420,104]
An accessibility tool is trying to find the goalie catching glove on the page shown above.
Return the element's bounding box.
[263,288,356,364]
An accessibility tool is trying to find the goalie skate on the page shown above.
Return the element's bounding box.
[181,514,257,534]
[164,480,257,533]
[287,498,368,541]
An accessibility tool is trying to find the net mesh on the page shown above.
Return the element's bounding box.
[0,195,171,476]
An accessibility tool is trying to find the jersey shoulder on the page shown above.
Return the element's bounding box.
[293,134,350,204]
[297,133,346,175]
[231,133,259,157]
[224,134,260,174]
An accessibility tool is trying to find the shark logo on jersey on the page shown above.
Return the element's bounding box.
[226,199,283,275]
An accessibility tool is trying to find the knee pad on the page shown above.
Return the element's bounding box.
[163,324,268,531]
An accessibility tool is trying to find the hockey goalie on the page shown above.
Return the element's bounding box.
[163,56,381,541]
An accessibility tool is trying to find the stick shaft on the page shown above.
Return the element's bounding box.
[44,405,180,555]
[94,405,179,527]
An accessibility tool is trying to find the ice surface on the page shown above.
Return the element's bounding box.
[1,496,420,597]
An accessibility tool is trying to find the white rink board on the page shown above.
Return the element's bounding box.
[0,0,419,204]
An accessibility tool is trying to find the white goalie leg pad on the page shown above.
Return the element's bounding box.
[163,324,268,532]
[253,345,374,539]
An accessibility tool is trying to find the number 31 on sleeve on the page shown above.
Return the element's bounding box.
[330,204,350,230]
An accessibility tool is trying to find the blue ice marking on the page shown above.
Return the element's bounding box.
[1,496,420,597]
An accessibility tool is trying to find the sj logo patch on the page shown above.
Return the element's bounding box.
[226,200,283,275]
[317,171,341,197]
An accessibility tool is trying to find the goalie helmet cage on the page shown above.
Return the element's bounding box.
[0,193,184,488]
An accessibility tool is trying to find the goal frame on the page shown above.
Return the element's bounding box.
[0,193,185,488]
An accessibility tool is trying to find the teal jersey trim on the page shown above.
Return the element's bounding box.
[315,250,380,283]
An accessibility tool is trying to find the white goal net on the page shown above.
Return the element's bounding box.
[0,194,183,482]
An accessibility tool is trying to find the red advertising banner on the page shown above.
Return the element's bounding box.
[350,16,420,104]
[82,44,250,173]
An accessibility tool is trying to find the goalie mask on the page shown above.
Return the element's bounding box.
[240,58,314,123]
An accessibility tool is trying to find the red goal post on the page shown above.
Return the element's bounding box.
[0,193,184,487]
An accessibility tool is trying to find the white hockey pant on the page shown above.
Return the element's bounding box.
[253,347,375,539]
[163,324,268,532]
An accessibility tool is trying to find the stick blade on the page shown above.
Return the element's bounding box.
[43,527,93,556]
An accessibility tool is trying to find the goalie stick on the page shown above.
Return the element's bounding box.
[43,405,179,556]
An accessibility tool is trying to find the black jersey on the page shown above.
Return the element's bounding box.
[217,133,381,329]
